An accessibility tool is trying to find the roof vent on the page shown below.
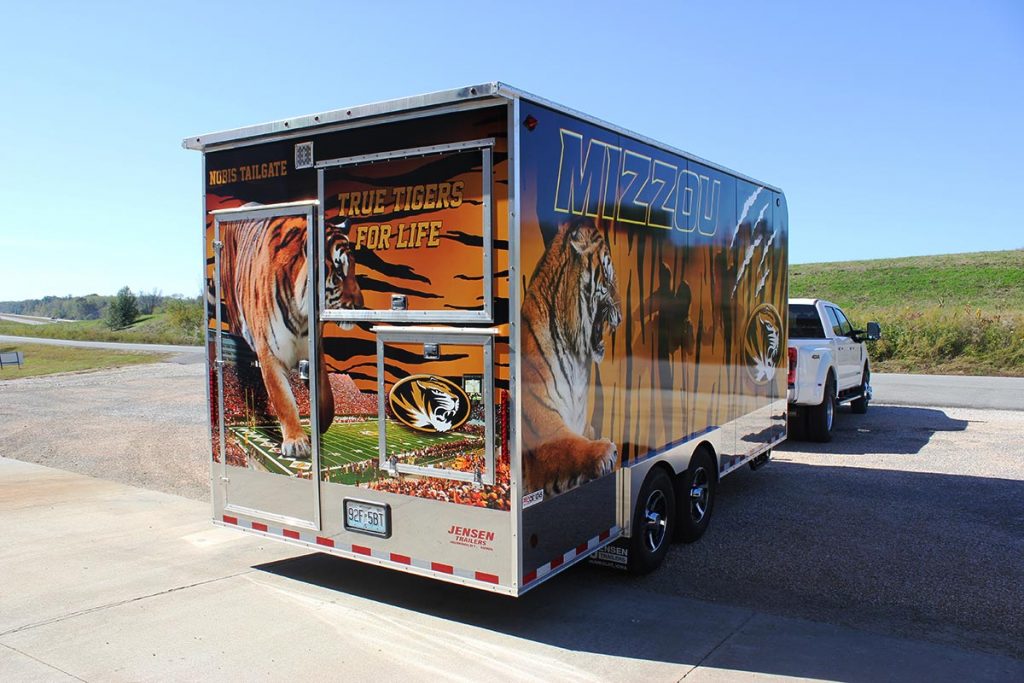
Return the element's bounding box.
[294,141,314,170]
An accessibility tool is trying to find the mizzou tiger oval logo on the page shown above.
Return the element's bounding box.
[744,303,784,385]
[388,375,471,433]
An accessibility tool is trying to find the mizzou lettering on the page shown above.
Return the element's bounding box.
[554,128,722,236]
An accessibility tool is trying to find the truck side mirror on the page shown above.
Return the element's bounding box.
[866,322,881,341]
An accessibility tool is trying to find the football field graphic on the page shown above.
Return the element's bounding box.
[228,419,485,485]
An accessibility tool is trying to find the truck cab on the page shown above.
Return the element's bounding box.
[787,298,880,441]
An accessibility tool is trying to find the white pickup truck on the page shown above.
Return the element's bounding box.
[787,299,881,441]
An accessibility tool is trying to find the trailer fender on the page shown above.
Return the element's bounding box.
[808,350,836,405]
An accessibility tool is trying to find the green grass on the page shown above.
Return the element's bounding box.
[0,343,169,380]
[791,249,1024,376]
[790,250,1024,311]
[0,313,200,346]
[229,419,481,484]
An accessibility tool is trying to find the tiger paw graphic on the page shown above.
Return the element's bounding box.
[281,433,312,460]
[588,439,618,479]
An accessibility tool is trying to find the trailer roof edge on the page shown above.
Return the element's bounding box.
[182,81,781,193]
[182,83,503,151]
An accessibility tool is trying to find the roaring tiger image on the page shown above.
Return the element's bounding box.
[218,214,363,458]
[521,217,622,495]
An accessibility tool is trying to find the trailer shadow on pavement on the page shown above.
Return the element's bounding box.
[255,471,1023,676]
[253,400,1024,678]
[779,404,969,455]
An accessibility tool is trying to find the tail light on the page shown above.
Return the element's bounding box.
[787,347,797,384]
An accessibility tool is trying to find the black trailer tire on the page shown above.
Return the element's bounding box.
[673,448,717,543]
[851,367,870,414]
[808,374,836,443]
[628,467,676,575]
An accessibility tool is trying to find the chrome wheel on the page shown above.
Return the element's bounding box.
[689,466,710,523]
[643,489,669,553]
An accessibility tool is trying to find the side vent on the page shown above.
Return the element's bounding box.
[294,141,314,169]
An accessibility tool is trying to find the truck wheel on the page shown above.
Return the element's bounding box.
[851,367,870,414]
[628,467,676,575]
[673,448,717,543]
[808,374,836,443]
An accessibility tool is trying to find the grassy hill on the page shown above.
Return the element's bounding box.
[0,313,201,346]
[791,250,1024,376]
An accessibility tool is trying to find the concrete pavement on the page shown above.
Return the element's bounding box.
[1,456,1021,681]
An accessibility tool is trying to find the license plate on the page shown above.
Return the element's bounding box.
[343,499,391,538]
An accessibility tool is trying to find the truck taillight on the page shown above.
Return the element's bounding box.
[787,347,797,384]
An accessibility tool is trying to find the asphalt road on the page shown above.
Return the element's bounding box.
[872,372,1024,411]
[0,314,50,325]
[0,334,203,360]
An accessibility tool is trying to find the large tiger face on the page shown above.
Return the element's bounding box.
[569,219,622,362]
[324,219,364,328]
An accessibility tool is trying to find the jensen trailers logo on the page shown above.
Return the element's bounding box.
[448,525,495,550]
[388,375,470,433]
[744,304,783,385]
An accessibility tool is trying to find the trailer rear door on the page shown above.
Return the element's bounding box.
[212,202,322,530]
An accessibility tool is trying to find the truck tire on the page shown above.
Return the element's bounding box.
[851,367,870,414]
[788,406,807,440]
[808,374,836,443]
[628,467,676,575]
[673,448,717,543]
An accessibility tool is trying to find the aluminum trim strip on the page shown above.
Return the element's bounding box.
[216,516,516,594]
[305,206,323,531]
[315,137,495,169]
[370,325,501,336]
[508,96,524,587]
[222,504,319,531]
[209,200,319,216]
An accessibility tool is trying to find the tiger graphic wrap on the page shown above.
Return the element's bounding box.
[219,215,363,458]
[521,217,622,495]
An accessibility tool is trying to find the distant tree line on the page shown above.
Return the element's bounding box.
[0,288,202,333]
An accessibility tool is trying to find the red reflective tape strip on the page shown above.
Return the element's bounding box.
[316,536,335,548]
[576,542,589,555]
[222,515,238,525]
[599,529,610,542]
[251,522,268,532]
[550,555,564,569]
[390,553,411,565]
[431,562,454,574]
[475,572,499,584]
[352,545,372,556]
[283,529,300,539]
[523,570,538,585]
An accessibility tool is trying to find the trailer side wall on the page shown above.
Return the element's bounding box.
[516,101,788,576]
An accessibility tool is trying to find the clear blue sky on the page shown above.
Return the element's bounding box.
[1,1,1021,300]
